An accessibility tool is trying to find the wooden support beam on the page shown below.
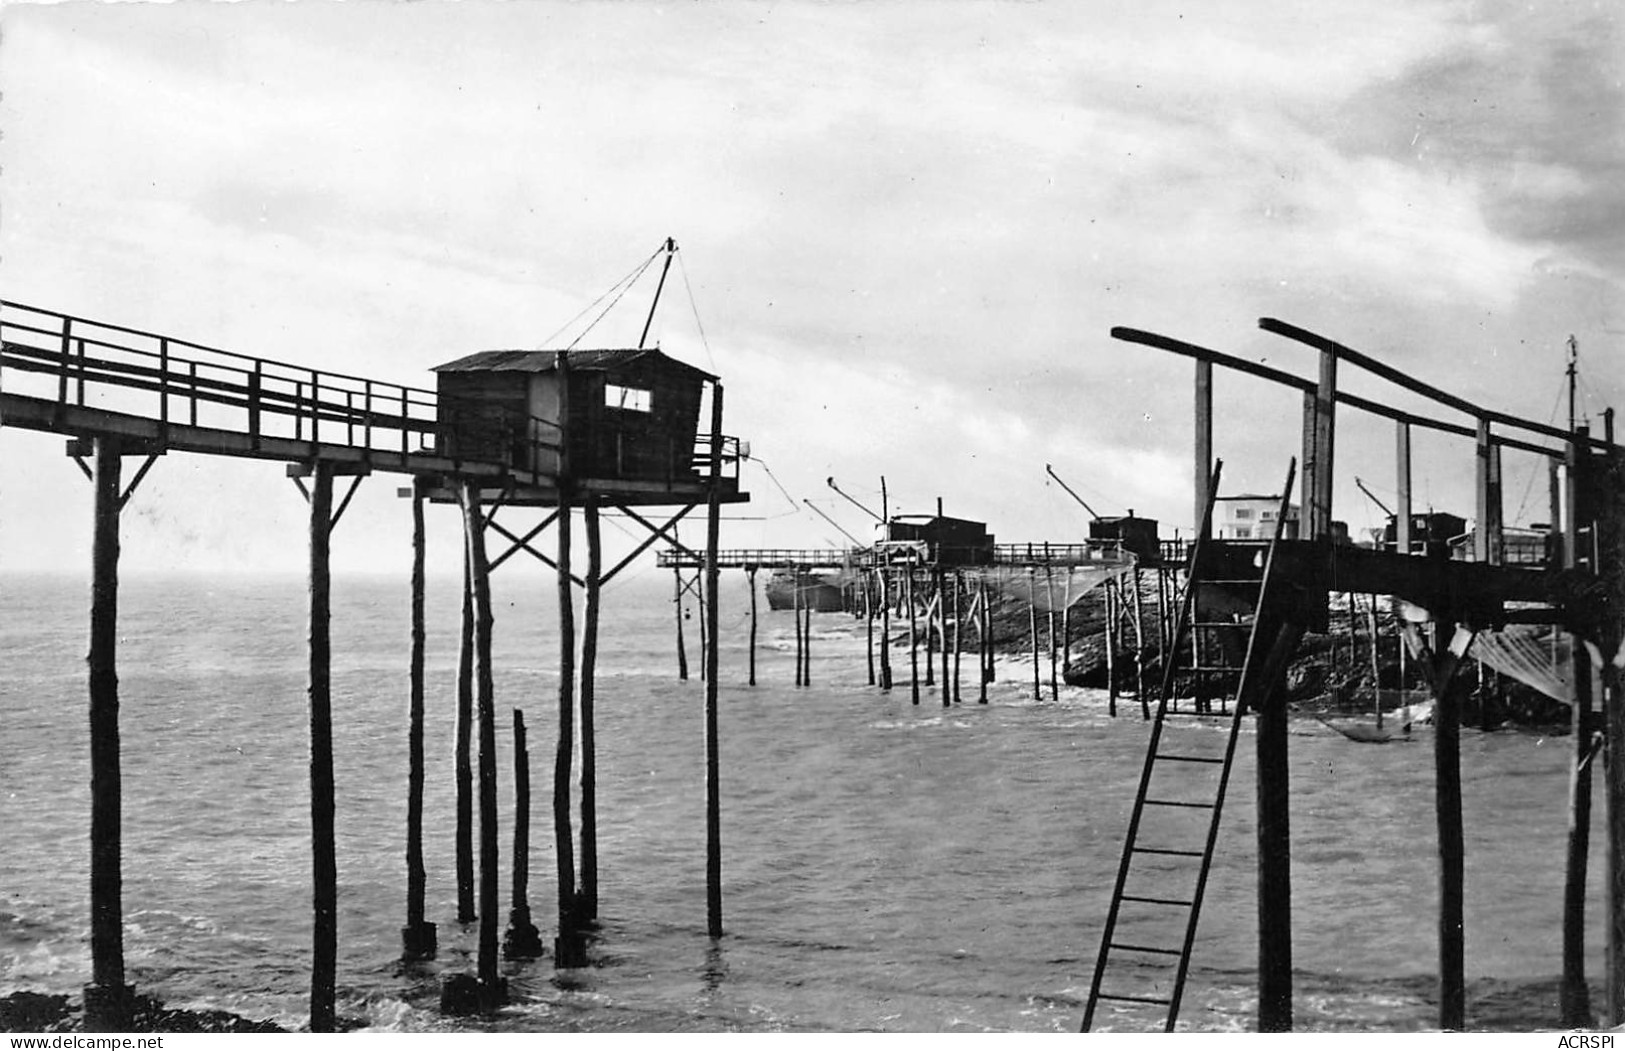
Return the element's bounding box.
[1563,640,1600,1026]
[401,478,435,961]
[458,479,506,1004]
[1250,615,1308,1033]
[1195,359,1213,538]
[553,486,586,967]
[909,569,921,705]
[579,496,602,923]
[84,437,133,1032]
[1396,421,1412,554]
[951,574,963,704]
[306,461,338,1032]
[454,552,476,924]
[603,502,696,585]
[862,568,873,687]
[674,563,689,681]
[704,383,725,939]
[880,567,893,692]
[749,567,760,687]
[502,709,542,959]
[486,509,559,574]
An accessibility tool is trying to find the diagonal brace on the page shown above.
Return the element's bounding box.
[614,502,706,565]
[488,509,560,573]
[602,503,698,585]
[487,514,584,586]
[117,454,161,511]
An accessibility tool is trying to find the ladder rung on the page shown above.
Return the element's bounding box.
[1187,665,1242,672]
[1144,798,1217,809]
[1120,893,1194,907]
[1132,846,1205,858]
[1109,942,1183,957]
[1095,993,1174,1006]
[1155,754,1225,764]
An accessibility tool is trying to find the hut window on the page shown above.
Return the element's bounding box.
[605,384,652,413]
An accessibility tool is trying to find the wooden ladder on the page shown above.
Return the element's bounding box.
[1081,459,1297,1032]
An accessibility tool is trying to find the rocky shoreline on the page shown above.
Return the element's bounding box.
[0,990,284,1034]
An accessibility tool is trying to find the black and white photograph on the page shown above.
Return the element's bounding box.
[0,0,1621,1038]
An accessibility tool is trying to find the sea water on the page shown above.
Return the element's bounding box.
[0,569,1609,1032]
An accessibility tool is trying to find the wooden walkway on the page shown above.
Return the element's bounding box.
[0,300,745,504]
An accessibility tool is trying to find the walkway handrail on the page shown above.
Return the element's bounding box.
[0,301,564,470]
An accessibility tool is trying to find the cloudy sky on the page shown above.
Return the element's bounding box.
[1,0,1621,580]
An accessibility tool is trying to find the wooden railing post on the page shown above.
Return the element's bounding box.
[57,314,73,405]
[248,362,263,447]
[158,339,170,427]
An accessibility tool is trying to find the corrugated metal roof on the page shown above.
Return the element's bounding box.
[433,347,716,380]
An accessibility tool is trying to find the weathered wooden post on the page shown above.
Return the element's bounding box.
[951,572,963,704]
[503,709,542,958]
[748,566,760,687]
[402,476,436,960]
[553,485,585,967]
[979,575,992,701]
[1563,637,1598,1026]
[937,573,950,706]
[704,384,725,939]
[794,569,805,688]
[579,495,602,923]
[454,552,476,923]
[803,577,813,687]
[879,566,893,691]
[1045,558,1058,700]
[84,437,133,1032]
[907,566,920,705]
[460,480,506,1005]
[1028,569,1041,701]
[863,566,874,687]
[307,460,338,1032]
[1194,359,1212,534]
[1395,421,1412,555]
[1430,621,1475,1031]
[1104,579,1118,716]
[674,563,690,681]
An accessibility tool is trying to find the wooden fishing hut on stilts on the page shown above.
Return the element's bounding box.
[1081,317,1625,1034]
[422,320,747,988]
[0,254,747,1028]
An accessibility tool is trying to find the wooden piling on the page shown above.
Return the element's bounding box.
[908,567,920,705]
[951,573,963,704]
[698,570,710,683]
[937,574,950,705]
[794,569,805,688]
[863,567,874,687]
[704,384,724,939]
[402,477,436,960]
[454,551,476,923]
[749,567,760,687]
[553,489,586,966]
[1563,640,1598,1026]
[978,575,991,701]
[1104,579,1117,716]
[674,564,689,681]
[85,437,131,1031]
[803,581,813,688]
[1130,569,1146,704]
[1251,616,1308,1033]
[458,480,506,1002]
[879,567,893,691]
[580,496,602,922]
[1028,569,1041,702]
[1045,562,1058,700]
[929,575,942,692]
[503,709,542,959]
[307,461,338,1032]
[1422,621,1475,1031]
